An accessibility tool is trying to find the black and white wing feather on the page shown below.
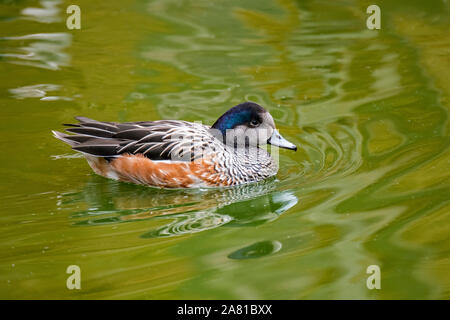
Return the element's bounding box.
[52,116,223,161]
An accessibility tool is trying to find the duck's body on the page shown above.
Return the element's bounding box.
[53,102,296,188]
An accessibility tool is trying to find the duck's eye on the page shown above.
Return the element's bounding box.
[249,119,260,127]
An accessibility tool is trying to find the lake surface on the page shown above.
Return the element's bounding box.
[0,0,449,299]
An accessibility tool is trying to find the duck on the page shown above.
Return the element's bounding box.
[52,102,297,188]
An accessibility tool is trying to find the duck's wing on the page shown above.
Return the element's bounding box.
[52,116,222,161]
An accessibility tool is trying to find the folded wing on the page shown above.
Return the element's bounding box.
[53,116,220,162]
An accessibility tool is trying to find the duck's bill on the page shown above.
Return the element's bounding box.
[267,129,297,151]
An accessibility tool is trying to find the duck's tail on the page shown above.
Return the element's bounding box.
[52,130,81,147]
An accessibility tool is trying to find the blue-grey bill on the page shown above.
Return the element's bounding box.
[267,129,297,151]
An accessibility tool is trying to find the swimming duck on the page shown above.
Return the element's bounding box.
[52,102,296,188]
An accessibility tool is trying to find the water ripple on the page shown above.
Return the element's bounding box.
[0,33,71,70]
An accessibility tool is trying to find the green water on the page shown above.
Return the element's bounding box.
[1,0,449,299]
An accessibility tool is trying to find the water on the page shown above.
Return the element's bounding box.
[0,0,449,299]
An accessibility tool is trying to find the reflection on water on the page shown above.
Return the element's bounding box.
[21,0,62,24]
[8,83,73,101]
[228,240,282,260]
[0,0,449,299]
[0,33,71,70]
[0,0,69,70]
[9,83,60,99]
[61,177,297,238]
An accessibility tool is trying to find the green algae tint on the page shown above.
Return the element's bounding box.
[0,0,449,299]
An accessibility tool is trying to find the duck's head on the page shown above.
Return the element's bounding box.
[211,102,297,151]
